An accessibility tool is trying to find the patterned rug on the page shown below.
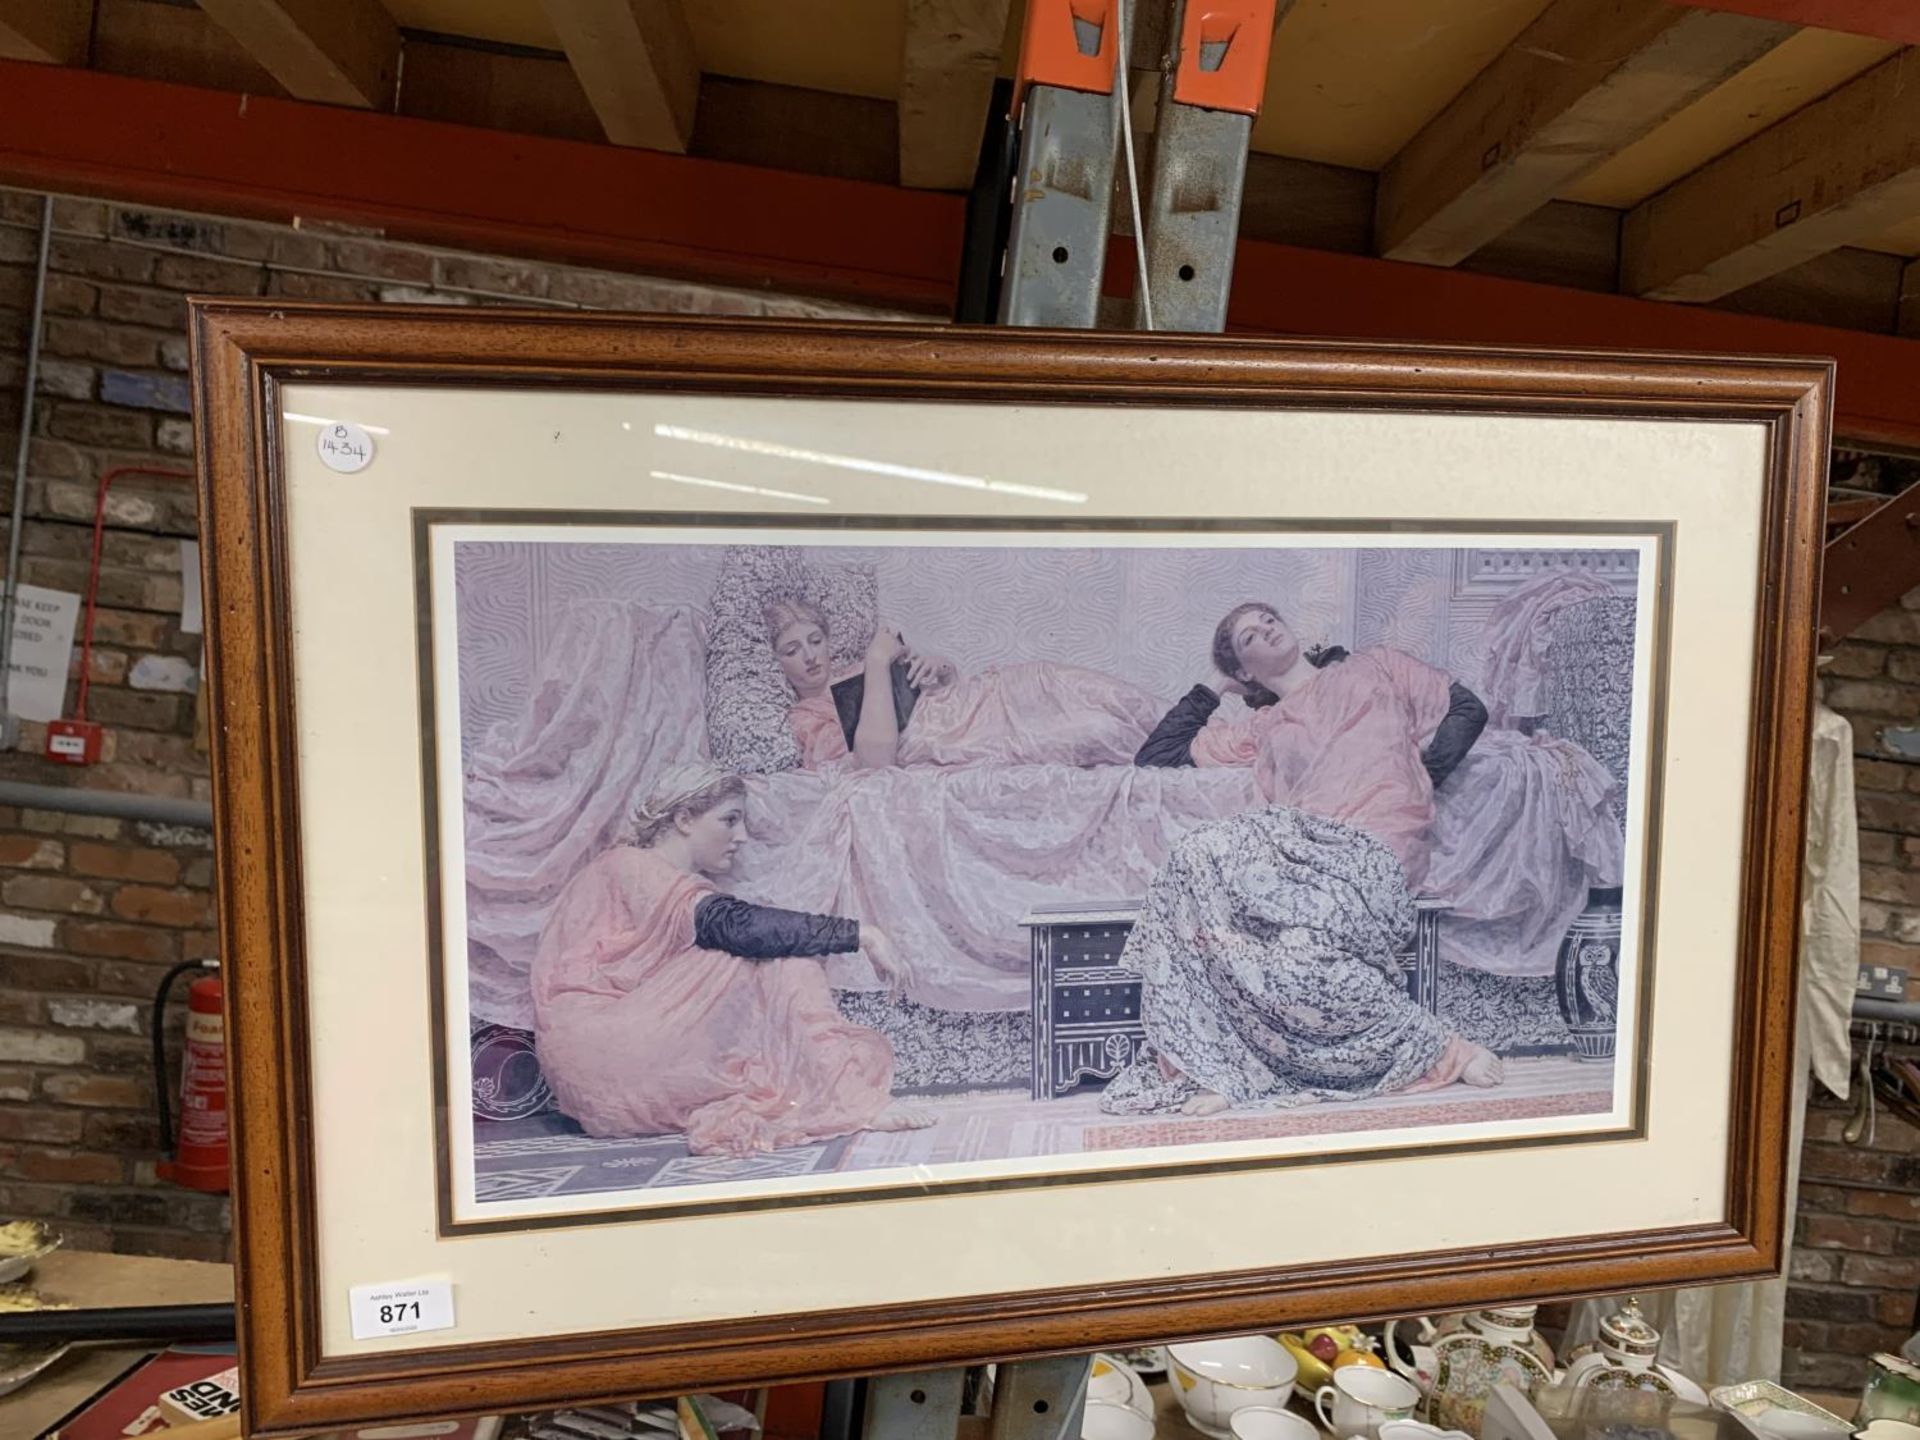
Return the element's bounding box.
[832,1054,1613,1173]
[469,1055,1613,1204]
[471,1110,853,1201]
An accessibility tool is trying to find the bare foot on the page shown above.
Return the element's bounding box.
[870,1104,937,1133]
[1180,1090,1231,1116]
[1462,1046,1505,1088]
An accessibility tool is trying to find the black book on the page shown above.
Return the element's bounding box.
[830,659,920,750]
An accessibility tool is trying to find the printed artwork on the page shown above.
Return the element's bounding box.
[424,523,1659,1226]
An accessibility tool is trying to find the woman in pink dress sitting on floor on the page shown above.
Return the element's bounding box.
[766,595,1163,771]
[531,761,934,1157]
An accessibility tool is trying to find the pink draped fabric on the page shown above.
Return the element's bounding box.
[463,601,710,1029]
[788,661,1163,771]
[1190,648,1453,887]
[899,662,1164,767]
[531,846,894,1155]
[1478,570,1615,726]
[1185,646,1623,972]
[733,764,1265,1010]
[790,692,851,768]
[1424,728,1623,976]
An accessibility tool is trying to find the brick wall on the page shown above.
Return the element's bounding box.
[1787,1093,1920,1390]
[1783,514,1920,1390]
[0,184,884,1259]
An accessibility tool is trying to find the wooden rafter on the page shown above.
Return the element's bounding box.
[1624,45,1920,302]
[15,59,1920,446]
[194,0,398,109]
[0,0,90,64]
[1376,0,1794,267]
[900,0,1013,191]
[0,59,961,310]
[1679,0,1920,44]
[539,0,700,153]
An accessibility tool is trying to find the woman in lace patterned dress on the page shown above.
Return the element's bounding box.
[1111,602,1506,1116]
[766,595,1164,771]
[531,762,935,1155]
[1140,599,1624,976]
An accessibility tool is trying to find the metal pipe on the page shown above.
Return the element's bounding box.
[1855,997,1920,1025]
[0,195,53,738]
[0,1301,235,1345]
[0,780,211,827]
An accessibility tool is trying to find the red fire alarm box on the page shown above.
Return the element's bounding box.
[45,717,104,764]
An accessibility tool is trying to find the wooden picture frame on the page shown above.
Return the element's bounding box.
[188,300,1826,1437]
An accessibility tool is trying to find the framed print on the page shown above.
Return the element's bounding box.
[188,302,1827,1437]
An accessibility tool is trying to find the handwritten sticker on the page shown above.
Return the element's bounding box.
[348,1277,455,1340]
[317,420,375,474]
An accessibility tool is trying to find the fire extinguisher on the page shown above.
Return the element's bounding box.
[153,959,230,1193]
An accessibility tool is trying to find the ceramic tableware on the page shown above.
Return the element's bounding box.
[1088,1354,1154,1420]
[1378,1420,1473,1440]
[1168,1336,1300,1439]
[1231,1406,1322,1440]
[1863,1356,1920,1428]
[1314,1366,1421,1440]
[0,1220,61,1286]
[1083,1400,1156,1440]
[1390,1307,1553,1434]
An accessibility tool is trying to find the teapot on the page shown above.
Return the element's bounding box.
[1561,1298,1669,1395]
[1555,1297,1709,1405]
[1385,1306,1555,1437]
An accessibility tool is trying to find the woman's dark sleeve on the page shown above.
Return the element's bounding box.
[1135,685,1221,767]
[693,895,860,959]
[1422,682,1487,790]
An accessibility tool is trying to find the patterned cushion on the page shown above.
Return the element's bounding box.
[704,545,879,774]
[1542,594,1637,793]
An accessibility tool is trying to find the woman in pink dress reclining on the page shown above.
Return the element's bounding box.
[532,761,933,1156]
[1113,603,1507,1117]
[765,595,1163,771]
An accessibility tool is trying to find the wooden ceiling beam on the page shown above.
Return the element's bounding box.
[0,59,960,309]
[538,0,700,153]
[1676,0,1920,44]
[12,60,1920,447]
[1376,0,1793,267]
[1212,239,1918,449]
[194,0,397,108]
[900,0,1013,191]
[0,0,91,64]
[1624,46,1920,302]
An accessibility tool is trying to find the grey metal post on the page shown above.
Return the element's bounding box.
[0,195,54,746]
[1133,0,1253,332]
[862,1357,1090,1440]
[998,84,1122,329]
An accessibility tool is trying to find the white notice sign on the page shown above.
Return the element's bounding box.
[6,584,79,722]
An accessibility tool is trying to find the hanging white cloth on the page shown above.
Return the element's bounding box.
[1802,699,1861,1102]
[1564,698,1858,1388]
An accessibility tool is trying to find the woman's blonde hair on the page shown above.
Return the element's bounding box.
[630,766,747,848]
[764,594,828,648]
